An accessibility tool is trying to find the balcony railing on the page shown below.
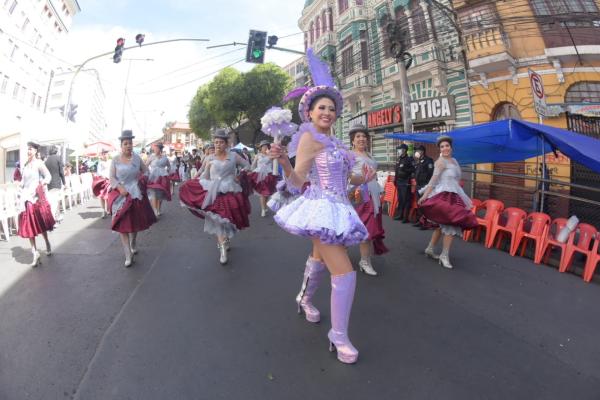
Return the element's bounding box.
[464,25,510,60]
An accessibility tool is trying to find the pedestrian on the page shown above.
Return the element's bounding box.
[270,49,373,364]
[18,142,54,267]
[249,140,278,217]
[348,125,388,276]
[393,143,414,222]
[179,129,251,265]
[178,156,188,182]
[92,150,111,218]
[107,130,157,267]
[13,161,22,182]
[146,143,171,218]
[242,147,253,164]
[418,135,477,269]
[44,145,65,223]
[413,144,434,229]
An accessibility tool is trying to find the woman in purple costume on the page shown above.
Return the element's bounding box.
[271,77,374,364]
[418,135,476,269]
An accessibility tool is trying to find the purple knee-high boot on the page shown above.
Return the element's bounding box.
[296,256,327,323]
[328,271,358,364]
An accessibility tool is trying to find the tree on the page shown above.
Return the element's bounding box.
[187,63,292,145]
[188,86,215,140]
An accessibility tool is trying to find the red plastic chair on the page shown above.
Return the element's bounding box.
[559,223,598,274]
[514,212,551,263]
[488,207,527,253]
[462,199,482,241]
[466,199,505,245]
[583,234,600,282]
[382,181,398,217]
[540,218,572,268]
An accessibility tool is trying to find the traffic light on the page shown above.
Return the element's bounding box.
[246,30,267,64]
[113,37,125,63]
[135,33,145,47]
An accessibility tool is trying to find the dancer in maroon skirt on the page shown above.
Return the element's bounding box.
[249,140,278,217]
[179,129,250,265]
[418,135,477,269]
[348,125,388,276]
[92,149,111,218]
[107,130,157,267]
[146,143,171,217]
[18,142,54,267]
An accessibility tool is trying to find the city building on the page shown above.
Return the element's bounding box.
[162,122,201,155]
[0,0,81,183]
[46,68,107,144]
[284,56,307,88]
[299,0,471,167]
[455,0,600,223]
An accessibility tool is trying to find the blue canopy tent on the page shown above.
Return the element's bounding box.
[384,119,600,174]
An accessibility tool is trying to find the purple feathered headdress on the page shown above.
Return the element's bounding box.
[282,48,337,103]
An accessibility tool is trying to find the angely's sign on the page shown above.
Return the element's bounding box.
[367,104,402,129]
[409,96,455,123]
[367,96,455,129]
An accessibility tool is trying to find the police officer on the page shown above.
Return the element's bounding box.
[413,144,434,228]
[394,143,414,222]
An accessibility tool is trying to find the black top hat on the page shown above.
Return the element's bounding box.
[213,128,229,140]
[27,141,40,150]
[348,124,369,136]
[436,135,453,147]
[118,130,135,141]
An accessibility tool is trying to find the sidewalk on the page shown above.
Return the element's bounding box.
[1,195,599,400]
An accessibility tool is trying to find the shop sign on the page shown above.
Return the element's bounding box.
[409,96,455,123]
[367,105,402,129]
[568,104,600,118]
[367,96,455,129]
[348,112,368,129]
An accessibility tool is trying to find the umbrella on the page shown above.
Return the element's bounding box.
[82,141,116,157]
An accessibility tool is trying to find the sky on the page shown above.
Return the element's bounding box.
[59,0,306,143]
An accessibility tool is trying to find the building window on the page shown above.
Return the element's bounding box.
[322,10,327,32]
[309,22,314,44]
[316,16,321,38]
[0,75,8,94]
[360,30,369,70]
[30,91,36,106]
[8,0,17,14]
[328,8,334,31]
[36,95,42,109]
[342,46,354,76]
[21,17,29,32]
[356,0,363,5]
[411,4,430,45]
[338,0,349,15]
[531,0,598,15]
[12,82,20,99]
[459,3,499,33]
[565,81,600,103]
[10,44,18,59]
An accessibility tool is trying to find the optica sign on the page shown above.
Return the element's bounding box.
[367,96,456,129]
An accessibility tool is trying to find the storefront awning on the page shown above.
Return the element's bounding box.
[384,119,600,174]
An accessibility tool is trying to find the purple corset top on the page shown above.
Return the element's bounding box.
[304,147,351,204]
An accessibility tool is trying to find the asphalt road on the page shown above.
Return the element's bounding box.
[1,189,600,400]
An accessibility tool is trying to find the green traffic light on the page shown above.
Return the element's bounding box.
[252,49,263,59]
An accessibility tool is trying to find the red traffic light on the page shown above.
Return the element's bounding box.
[116,37,125,46]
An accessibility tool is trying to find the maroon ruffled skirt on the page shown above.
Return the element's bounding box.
[107,178,157,233]
[179,178,251,230]
[419,192,477,229]
[92,176,111,200]
[355,198,389,255]
[18,185,55,238]
[249,172,279,197]
[168,171,180,182]
[147,176,172,201]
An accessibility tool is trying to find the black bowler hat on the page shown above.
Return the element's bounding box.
[415,144,426,152]
[213,128,229,140]
[397,144,408,150]
[27,141,40,150]
[118,130,135,141]
[348,124,368,136]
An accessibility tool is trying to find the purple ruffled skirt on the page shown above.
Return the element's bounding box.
[274,194,368,247]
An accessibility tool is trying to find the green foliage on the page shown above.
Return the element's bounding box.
[187,63,292,142]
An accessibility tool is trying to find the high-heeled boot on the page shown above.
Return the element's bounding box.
[328,271,358,364]
[296,257,327,323]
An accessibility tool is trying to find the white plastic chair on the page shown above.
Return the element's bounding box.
[0,184,20,240]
